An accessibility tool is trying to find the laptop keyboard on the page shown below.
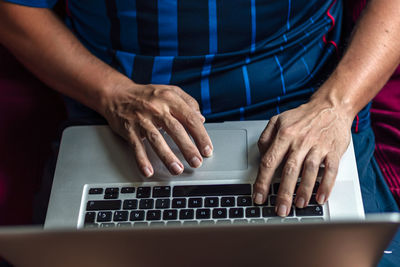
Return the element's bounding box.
[81,183,325,228]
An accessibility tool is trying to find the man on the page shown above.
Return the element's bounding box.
[0,0,399,263]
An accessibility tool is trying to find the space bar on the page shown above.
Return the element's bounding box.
[173,184,251,197]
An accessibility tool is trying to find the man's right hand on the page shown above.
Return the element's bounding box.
[0,2,213,178]
[102,83,213,177]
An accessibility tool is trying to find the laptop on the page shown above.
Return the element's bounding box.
[44,120,365,229]
[1,214,399,267]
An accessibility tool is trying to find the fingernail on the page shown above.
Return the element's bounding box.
[254,193,264,205]
[170,162,183,175]
[190,156,202,168]
[317,194,326,204]
[143,167,153,178]
[277,204,288,217]
[203,145,213,157]
[296,197,305,208]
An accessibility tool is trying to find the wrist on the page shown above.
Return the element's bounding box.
[96,74,137,117]
[310,71,359,121]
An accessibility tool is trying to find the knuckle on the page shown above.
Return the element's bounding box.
[283,159,297,176]
[260,154,276,170]
[254,180,269,194]
[257,138,266,150]
[185,114,199,128]
[159,88,175,100]
[297,183,313,196]
[280,126,294,138]
[147,130,160,144]
[305,158,319,171]
[277,189,293,202]
[325,159,338,173]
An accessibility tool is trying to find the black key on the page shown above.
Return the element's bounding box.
[87,200,121,211]
[153,186,171,198]
[313,182,320,193]
[113,211,129,222]
[155,199,170,209]
[246,207,260,218]
[212,208,227,219]
[173,184,251,197]
[123,199,138,210]
[100,223,115,228]
[296,205,323,216]
[97,211,112,222]
[262,207,278,217]
[196,209,211,219]
[105,188,119,194]
[269,195,277,206]
[84,212,96,224]
[309,195,318,205]
[130,210,145,221]
[121,187,135,194]
[89,188,103,195]
[137,187,151,198]
[163,209,178,220]
[204,197,219,207]
[146,210,161,221]
[104,193,119,199]
[139,199,154,209]
[272,183,280,194]
[237,196,252,207]
[179,209,194,220]
[188,198,202,208]
[172,198,186,208]
[229,208,244,218]
[221,197,235,207]
[287,207,294,217]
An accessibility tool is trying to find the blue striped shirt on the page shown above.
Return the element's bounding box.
[5,0,370,131]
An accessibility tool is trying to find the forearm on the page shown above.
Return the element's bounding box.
[311,0,400,118]
[0,2,130,115]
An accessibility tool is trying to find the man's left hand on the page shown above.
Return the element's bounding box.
[253,99,353,217]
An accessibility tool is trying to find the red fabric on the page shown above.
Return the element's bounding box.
[0,46,66,225]
[346,0,400,205]
[371,71,400,205]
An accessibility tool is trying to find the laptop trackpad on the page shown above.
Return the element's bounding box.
[145,129,248,174]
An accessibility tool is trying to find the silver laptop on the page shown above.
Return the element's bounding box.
[1,214,399,267]
[44,121,364,229]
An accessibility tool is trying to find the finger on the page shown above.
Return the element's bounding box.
[317,152,340,204]
[127,126,154,178]
[253,138,291,206]
[138,118,184,175]
[257,116,278,154]
[170,85,201,112]
[276,149,308,217]
[170,100,213,157]
[161,115,203,168]
[295,148,322,208]
[172,86,206,123]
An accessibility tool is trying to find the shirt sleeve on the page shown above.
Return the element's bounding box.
[2,0,58,8]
